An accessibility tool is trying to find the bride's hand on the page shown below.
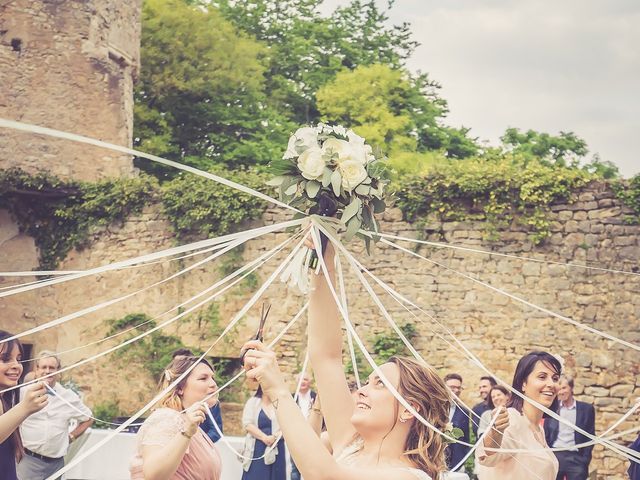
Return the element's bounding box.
[241,340,289,401]
[305,229,335,260]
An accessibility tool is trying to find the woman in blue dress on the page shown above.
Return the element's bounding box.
[240,386,286,480]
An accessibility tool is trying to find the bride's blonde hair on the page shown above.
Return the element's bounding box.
[389,356,451,479]
[157,355,214,411]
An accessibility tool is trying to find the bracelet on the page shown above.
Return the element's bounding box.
[311,408,322,414]
[180,428,194,439]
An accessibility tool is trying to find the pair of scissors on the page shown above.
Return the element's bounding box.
[241,302,271,364]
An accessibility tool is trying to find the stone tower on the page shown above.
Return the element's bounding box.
[0,0,142,181]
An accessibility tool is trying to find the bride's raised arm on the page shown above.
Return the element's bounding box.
[308,236,358,451]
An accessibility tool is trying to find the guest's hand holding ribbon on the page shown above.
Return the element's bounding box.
[182,402,208,438]
[19,381,48,414]
[492,406,510,434]
[241,340,289,401]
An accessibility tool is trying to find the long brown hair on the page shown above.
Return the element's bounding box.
[388,356,451,479]
[156,355,214,411]
[0,330,25,462]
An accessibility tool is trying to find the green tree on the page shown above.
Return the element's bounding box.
[216,0,419,124]
[316,64,478,164]
[500,128,588,166]
[134,0,292,178]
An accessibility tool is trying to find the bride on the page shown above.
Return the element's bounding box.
[242,241,453,480]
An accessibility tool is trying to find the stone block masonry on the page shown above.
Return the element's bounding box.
[1,181,638,478]
[0,0,141,181]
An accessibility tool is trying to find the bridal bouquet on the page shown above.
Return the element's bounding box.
[267,124,388,292]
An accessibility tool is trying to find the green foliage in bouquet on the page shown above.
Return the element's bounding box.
[267,124,389,251]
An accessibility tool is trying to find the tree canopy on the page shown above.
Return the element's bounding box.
[133,0,615,181]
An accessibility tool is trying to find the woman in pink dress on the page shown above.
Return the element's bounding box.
[475,351,561,480]
[130,355,222,480]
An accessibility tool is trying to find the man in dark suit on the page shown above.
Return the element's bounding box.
[444,373,471,471]
[544,375,596,480]
[471,375,496,436]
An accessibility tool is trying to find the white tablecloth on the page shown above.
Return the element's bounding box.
[64,429,244,480]
[64,429,469,480]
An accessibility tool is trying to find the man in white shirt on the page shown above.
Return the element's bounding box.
[17,351,93,480]
[543,375,596,480]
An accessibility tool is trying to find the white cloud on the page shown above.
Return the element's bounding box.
[321,0,640,176]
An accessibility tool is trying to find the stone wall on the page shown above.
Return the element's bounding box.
[0,0,140,181]
[1,182,639,478]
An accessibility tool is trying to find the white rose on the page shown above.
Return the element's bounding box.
[331,125,348,137]
[348,141,370,165]
[347,129,366,145]
[297,146,326,180]
[322,137,354,164]
[283,127,319,159]
[339,160,368,191]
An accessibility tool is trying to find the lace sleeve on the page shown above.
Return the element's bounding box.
[140,408,183,447]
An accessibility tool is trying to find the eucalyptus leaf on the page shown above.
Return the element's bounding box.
[280,175,297,190]
[355,184,370,196]
[306,180,321,198]
[361,203,372,227]
[330,170,342,197]
[285,183,298,196]
[322,168,333,187]
[344,215,362,242]
[266,176,286,187]
[341,197,361,224]
[372,198,386,213]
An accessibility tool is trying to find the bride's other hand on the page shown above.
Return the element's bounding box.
[241,340,289,400]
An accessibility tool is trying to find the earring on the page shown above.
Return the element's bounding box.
[399,417,407,423]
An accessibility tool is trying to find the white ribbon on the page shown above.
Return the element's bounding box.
[42,303,309,428]
[0,218,304,301]
[314,222,640,463]
[0,118,301,214]
[349,245,640,456]
[46,230,309,480]
[2,233,297,395]
[376,231,640,277]
[0,219,304,347]
[380,237,640,353]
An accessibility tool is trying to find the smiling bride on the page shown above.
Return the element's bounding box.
[242,242,453,480]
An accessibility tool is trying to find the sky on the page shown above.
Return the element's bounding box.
[321,0,640,177]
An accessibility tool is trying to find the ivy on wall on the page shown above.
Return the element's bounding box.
[0,167,267,270]
[393,158,593,244]
[614,174,640,224]
[161,167,266,240]
[2,166,638,270]
[0,168,157,269]
[346,323,418,379]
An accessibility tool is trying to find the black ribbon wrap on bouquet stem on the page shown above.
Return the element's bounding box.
[309,193,338,268]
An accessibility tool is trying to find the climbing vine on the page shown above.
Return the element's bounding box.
[0,168,157,270]
[346,323,418,378]
[0,167,268,270]
[2,164,636,270]
[393,157,593,244]
[613,174,640,224]
[160,167,267,240]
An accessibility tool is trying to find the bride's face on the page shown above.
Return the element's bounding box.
[351,363,402,434]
